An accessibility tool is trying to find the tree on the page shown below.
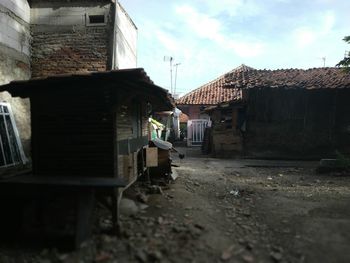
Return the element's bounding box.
[336,36,350,71]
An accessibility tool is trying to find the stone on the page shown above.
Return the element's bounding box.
[148,250,162,261]
[136,193,149,203]
[135,249,148,262]
[194,223,205,230]
[221,245,235,261]
[119,198,139,216]
[95,252,112,262]
[242,254,254,262]
[270,252,283,262]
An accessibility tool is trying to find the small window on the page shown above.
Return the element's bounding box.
[0,103,27,167]
[86,14,106,26]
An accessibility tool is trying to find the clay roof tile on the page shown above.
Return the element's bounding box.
[176,66,350,105]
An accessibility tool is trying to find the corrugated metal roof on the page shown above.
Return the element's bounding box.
[0,68,175,110]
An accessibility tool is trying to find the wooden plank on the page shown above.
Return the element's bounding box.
[0,174,127,187]
[75,190,95,248]
[118,136,148,155]
[146,147,158,167]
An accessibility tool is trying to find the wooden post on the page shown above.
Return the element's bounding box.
[75,189,95,248]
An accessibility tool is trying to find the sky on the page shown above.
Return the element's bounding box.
[119,0,350,96]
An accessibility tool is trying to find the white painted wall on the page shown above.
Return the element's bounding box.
[30,5,110,26]
[0,1,30,55]
[0,1,31,157]
[1,0,30,23]
[115,2,137,69]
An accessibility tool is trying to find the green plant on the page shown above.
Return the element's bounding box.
[335,150,350,168]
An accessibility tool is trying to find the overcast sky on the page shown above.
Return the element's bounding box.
[119,0,350,96]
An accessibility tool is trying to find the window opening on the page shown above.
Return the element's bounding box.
[86,14,106,26]
[0,103,27,167]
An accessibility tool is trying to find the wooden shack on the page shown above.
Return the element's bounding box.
[0,68,174,246]
[205,67,350,159]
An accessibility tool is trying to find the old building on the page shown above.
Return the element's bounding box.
[0,1,167,246]
[176,65,252,146]
[0,68,174,246]
[206,66,350,159]
[30,0,137,77]
[0,0,137,169]
[0,0,31,163]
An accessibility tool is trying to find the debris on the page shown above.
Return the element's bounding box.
[119,198,139,216]
[242,254,255,262]
[270,252,283,262]
[138,203,149,211]
[278,174,283,177]
[148,250,163,261]
[194,223,205,230]
[221,245,235,261]
[267,176,273,180]
[230,189,240,197]
[135,249,148,263]
[243,211,251,217]
[170,170,178,180]
[136,192,149,203]
[95,252,112,262]
[147,185,164,195]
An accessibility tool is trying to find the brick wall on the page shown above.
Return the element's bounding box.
[30,0,113,78]
[31,25,109,77]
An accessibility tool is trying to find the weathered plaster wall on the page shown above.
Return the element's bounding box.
[0,0,31,55]
[177,105,210,120]
[0,1,31,157]
[30,1,112,77]
[114,2,137,69]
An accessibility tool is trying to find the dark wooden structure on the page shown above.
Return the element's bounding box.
[0,68,174,246]
[206,88,350,159]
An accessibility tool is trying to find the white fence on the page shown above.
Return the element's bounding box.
[187,119,210,146]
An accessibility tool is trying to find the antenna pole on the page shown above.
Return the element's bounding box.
[170,57,173,94]
[174,63,181,95]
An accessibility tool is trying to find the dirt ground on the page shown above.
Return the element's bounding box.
[1,147,350,263]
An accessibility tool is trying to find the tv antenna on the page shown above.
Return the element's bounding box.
[164,56,173,94]
[174,63,181,95]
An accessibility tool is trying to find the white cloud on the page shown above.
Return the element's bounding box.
[175,4,265,58]
[192,0,261,17]
[322,11,335,34]
[228,41,265,57]
[175,5,223,42]
[155,31,180,52]
[292,11,336,49]
[293,27,317,48]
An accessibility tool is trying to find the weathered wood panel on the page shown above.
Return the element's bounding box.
[31,87,114,177]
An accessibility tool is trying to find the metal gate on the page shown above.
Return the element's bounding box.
[187,119,209,146]
[0,103,27,167]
